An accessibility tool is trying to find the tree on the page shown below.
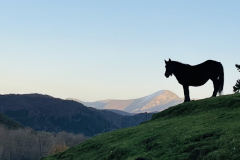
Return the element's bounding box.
[233,64,240,93]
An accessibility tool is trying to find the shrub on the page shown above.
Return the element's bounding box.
[48,143,69,155]
[233,64,240,93]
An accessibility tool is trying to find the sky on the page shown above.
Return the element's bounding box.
[0,1,240,101]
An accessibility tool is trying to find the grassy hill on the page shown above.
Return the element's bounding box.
[41,93,240,160]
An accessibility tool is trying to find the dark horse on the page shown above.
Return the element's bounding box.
[164,59,224,102]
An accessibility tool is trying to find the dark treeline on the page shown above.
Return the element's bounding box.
[233,64,240,93]
[0,125,88,160]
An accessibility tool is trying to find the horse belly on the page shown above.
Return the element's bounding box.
[177,73,209,86]
[189,81,208,86]
[188,76,209,86]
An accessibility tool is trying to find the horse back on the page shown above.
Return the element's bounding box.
[193,60,221,72]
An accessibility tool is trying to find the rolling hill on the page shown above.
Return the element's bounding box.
[0,112,24,129]
[77,90,184,113]
[0,94,153,136]
[41,93,240,160]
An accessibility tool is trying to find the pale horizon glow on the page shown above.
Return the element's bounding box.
[0,1,240,102]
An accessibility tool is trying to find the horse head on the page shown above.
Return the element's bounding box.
[164,58,173,78]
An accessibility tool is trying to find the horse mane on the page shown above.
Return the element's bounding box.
[171,61,191,71]
[172,60,190,66]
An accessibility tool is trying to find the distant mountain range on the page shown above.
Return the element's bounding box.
[71,90,184,113]
[0,94,154,136]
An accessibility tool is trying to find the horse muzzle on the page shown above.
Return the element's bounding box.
[165,72,172,78]
[165,73,169,78]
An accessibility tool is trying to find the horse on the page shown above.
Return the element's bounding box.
[164,59,224,102]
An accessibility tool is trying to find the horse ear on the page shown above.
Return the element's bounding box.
[165,60,167,64]
[169,58,172,62]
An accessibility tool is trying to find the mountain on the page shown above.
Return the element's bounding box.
[78,90,184,113]
[0,94,153,136]
[41,93,240,160]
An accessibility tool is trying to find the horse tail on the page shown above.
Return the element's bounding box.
[218,62,224,95]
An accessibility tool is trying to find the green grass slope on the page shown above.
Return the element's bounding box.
[41,93,240,160]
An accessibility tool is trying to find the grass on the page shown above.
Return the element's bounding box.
[41,93,240,160]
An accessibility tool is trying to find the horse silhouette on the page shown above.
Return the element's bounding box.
[164,59,224,102]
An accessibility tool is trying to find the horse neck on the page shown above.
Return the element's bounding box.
[172,61,187,75]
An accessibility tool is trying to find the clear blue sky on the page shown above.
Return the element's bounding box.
[0,1,239,101]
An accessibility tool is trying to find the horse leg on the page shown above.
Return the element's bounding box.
[212,78,219,97]
[183,85,190,102]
